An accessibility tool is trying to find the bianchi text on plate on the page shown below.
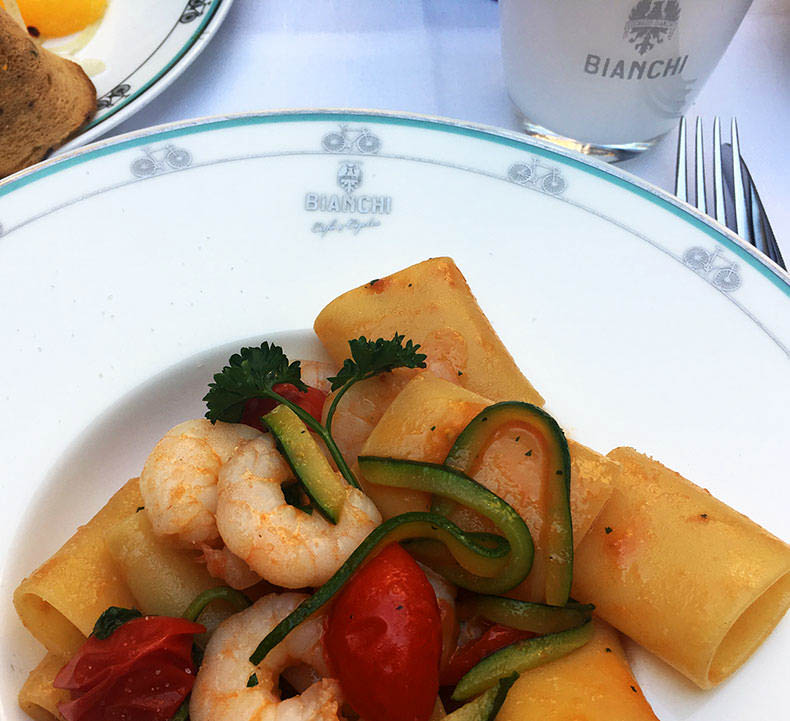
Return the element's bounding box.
[304,160,392,215]
[304,193,392,214]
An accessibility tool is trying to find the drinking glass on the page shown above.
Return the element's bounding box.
[501,0,753,160]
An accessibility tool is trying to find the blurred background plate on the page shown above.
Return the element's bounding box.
[50,0,234,151]
[0,110,787,721]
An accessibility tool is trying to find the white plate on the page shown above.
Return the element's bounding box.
[0,110,787,721]
[46,0,234,151]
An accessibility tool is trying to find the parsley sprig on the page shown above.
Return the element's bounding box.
[204,342,356,485]
[325,334,427,433]
[204,335,426,490]
[203,343,306,423]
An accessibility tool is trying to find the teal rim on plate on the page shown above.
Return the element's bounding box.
[2,110,787,721]
[58,0,232,151]
[85,0,225,131]
[5,109,788,297]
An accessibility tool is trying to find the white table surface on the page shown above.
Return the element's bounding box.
[109,0,790,261]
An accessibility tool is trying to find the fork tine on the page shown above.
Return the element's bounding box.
[683,119,782,268]
[748,179,771,258]
[675,117,687,201]
[694,117,707,213]
[740,155,787,269]
[712,117,725,224]
[730,118,752,243]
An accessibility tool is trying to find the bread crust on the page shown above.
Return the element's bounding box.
[0,9,97,178]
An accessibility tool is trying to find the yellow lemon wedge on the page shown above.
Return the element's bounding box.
[1,0,107,38]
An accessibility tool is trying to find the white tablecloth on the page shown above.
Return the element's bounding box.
[112,0,790,259]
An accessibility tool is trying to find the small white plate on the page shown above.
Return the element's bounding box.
[46,0,234,151]
[0,110,787,721]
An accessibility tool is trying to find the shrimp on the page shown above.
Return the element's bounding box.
[420,328,468,382]
[139,360,358,589]
[299,359,335,395]
[201,544,264,591]
[324,330,465,465]
[190,593,343,721]
[324,368,414,465]
[140,419,261,548]
[216,434,381,588]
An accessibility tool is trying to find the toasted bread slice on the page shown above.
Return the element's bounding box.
[0,8,96,177]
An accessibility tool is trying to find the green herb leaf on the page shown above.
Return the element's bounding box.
[204,342,307,423]
[92,606,142,640]
[327,334,427,391]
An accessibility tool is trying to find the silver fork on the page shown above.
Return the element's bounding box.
[675,117,785,270]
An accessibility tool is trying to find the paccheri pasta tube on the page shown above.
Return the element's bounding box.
[314,256,544,406]
[14,478,240,719]
[573,447,790,689]
[17,653,68,721]
[13,479,142,656]
[360,373,616,602]
[105,509,235,633]
[497,619,659,721]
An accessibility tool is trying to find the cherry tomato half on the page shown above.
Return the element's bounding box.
[241,383,326,431]
[324,543,442,721]
[439,623,533,687]
[54,616,205,721]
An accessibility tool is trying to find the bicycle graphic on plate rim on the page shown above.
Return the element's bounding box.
[96,83,131,110]
[321,125,381,154]
[507,160,567,195]
[130,145,193,178]
[682,246,742,292]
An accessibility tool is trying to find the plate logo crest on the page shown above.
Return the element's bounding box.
[624,0,680,55]
[305,159,393,237]
[337,162,363,193]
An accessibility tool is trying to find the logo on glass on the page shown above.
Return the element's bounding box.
[624,0,680,55]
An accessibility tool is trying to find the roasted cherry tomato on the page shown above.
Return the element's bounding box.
[54,615,205,721]
[324,543,442,721]
[241,383,326,431]
[440,623,533,687]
